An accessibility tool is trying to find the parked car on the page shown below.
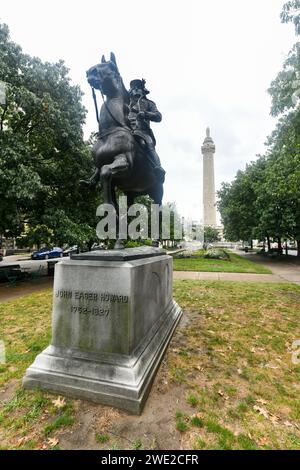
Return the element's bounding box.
[31,247,63,260]
[63,245,79,256]
[0,249,3,262]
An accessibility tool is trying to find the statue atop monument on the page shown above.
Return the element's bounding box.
[202,126,215,152]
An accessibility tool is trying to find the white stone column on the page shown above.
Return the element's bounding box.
[202,127,217,227]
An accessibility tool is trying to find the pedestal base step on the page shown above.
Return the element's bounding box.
[23,300,182,414]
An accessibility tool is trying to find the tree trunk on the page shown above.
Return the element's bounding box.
[297,240,300,258]
[285,240,288,257]
[278,237,282,255]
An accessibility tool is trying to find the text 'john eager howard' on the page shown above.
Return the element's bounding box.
[55,290,129,303]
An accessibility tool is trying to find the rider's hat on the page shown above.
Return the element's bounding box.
[129,79,149,95]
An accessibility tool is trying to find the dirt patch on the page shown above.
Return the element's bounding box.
[0,379,19,404]
[58,314,192,450]
[59,369,191,450]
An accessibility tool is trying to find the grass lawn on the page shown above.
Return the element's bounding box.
[173,251,271,274]
[1,280,300,449]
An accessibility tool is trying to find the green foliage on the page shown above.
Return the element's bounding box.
[186,393,198,407]
[125,239,152,248]
[203,248,230,260]
[280,1,300,34]
[192,437,206,449]
[175,411,189,432]
[0,23,101,245]
[191,416,204,428]
[217,2,300,255]
[173,251,271,273]
[174,249,205,259]
[131,439,143,450]
[43,414,74,436]
[162,201,182,241]
[95,433,110,444]
[217,158,267,243]
[204,226,220,243]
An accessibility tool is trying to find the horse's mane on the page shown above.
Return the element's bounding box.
[108,61,129,105]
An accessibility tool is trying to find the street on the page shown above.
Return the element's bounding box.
[0,255,65,274]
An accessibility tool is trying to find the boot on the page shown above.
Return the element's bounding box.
[148,147,166,183]
[153,166,166,183]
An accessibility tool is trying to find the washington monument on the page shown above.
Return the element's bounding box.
[202,127,217,226]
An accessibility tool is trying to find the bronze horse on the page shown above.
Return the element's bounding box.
[83,53,164,248]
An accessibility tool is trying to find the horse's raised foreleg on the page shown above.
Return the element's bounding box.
[80,168,101,189]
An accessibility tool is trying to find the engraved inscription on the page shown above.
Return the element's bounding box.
[55,289,129,319]
[55,290,128,303]
[71,306,109,316]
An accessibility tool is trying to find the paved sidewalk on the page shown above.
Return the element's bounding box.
[1,251,297,304]
[173,271,286,282]
[230,250,300,285]
[0,277,53,302]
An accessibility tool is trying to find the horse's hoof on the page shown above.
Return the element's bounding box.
[80,179,97,189]
[114,239,125,250]
[101,166,112,179]
[80,179,91,187]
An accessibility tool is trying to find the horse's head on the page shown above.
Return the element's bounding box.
[86,52,127,100]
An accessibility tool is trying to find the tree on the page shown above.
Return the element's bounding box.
[217,161,263,244]
[280,0,300,34]
[204,226,220,243]
[266,1,300,255]
[0,23,101,246]
[218,1,300,256]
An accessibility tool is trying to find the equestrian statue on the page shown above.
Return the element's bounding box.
[81,53,165,249]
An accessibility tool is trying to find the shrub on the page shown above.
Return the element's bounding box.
[125,239,152,248]
[203,249,230,260]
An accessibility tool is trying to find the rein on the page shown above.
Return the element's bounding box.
[97,126,132,140]
[92,87,99,123]
[101,90,126,129]
[92,86,133,137]
[91,85,146,155]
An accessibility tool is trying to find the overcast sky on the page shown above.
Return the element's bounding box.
[0,0,296,221]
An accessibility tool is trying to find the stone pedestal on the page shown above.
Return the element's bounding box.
[23,247,182,414]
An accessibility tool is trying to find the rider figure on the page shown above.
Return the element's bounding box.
[128,79,165,183]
